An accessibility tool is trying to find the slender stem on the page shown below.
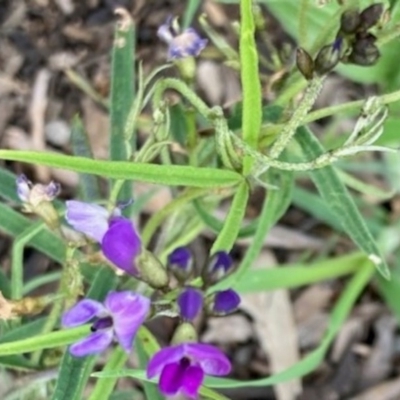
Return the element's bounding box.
[11,222,46,300]
[306,88,400,123]
[269,75,325,159]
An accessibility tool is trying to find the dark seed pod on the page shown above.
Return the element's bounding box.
[314,40,342,75]
[340,9,361,34]
[349,45,380,66]
[296,47,314,80]
[352,32,377,55]
[359,3,384,30]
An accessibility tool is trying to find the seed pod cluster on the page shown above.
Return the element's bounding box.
[296,3,385,79]
[339,3,384,66]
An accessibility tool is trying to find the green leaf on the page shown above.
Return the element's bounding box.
[110,9,135,203]
[234,252,364,293]
[0,325,89,356]
[0,150,242,188]
[70,116,101,201]
[240,0,262,173]
[51,267,117,400]
[296,126,390,279]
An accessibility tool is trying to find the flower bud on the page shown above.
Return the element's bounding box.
[178,287,203,321]
[171,322,198,344]
[167,247,193,283]
[296,48,314,80]
[136,249,169,289]
[314,38,342,75]
[203,251,234,285]
[209,289,241,316]
[359,3,384,30]
[340,9,361,34]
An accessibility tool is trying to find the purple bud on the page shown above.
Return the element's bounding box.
[204,251,233,284]
[178,287,203,321]
[168,247,193,282]
[212,289,240,315]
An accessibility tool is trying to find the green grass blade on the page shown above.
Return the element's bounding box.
[70,116,101,201]
[0,326,89,356]
[183,0,201,28]
[234,252,364,293]
[296,126,390,279]
[0,150,242,188]
[240,0,262,173]
[51,267,117,400]
[110,9,135,203]
[0,167,19,202]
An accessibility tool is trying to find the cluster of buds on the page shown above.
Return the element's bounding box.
[60,199,239,397]
[296,3,385,79]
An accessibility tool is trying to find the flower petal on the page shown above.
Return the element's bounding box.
[65,200,109,242]
[16,174,31,202]
[101,218,141,275]
[159,362,184,396]
[185,343,231,376]
[147,344,185,378]
[182,364,204,398]
[62,299,105,328]
[178,287,203,321]
[69,330,113,357]
[105,291,150,353]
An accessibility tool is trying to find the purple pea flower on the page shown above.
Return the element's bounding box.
[62,291,150,357]
[204,251,234,285]
[157,17,207,60]
[147,342,231,398]
[65,201,141,276]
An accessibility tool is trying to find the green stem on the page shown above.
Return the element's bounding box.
[11,222,46,300]
[306,88,400,123]
[210,180,249,253]
[269,75,325,159]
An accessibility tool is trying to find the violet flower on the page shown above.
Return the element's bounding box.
[204,251,233,285]
[157,17,207,60]
[65,201,141,276]
[62,291,150,357]
[147,342,231,398]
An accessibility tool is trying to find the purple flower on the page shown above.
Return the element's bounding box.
[212,289,240,315]
[158,17,207,60]
[16,174,60,207]
[178,287,203,321]
[62,291,150,357]
[65,201,141,276]
[147,342,231,398]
